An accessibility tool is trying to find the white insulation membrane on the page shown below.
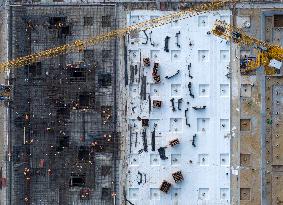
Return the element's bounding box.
[126,10,231,205]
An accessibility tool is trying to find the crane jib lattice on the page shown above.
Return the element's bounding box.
[0,0,236,70]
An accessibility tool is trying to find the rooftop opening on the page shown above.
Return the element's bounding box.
[274,15,283,27]
[59,136,69,148]
[98,73,112,87]
[79,94,90,107]
[240,188,251,200]
[48,17,66,27]
[101,15,111,27]
[78,146,90,161]
[240,153,251,166]
[102,50,112,61]
[70,68,87,82]
[56,106,70,118]
[101,188,111,200]
[27,62,42,77]
[69,174,86,187]
[240,119,251,131]
[101,166,111,177]
[60,25,71,35]
[72,70,85,78]
[84,49,94,61]
[84,17,94,26]
[67,63,90,82]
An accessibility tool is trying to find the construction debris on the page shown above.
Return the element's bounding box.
[153,100,162,108]
[143,58,150,67]
[158,147,168,160]
[169,138,180,147]
[192,106,206,110]
[152,63,161,83]
[142,119,149,127]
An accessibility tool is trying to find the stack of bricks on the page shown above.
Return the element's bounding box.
[172,171,184,183]
[160,180,172,193]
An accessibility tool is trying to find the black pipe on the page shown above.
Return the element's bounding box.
[185,108,190,127]
[192,106,206,110]
[165,70,180,79]
[129,127,132,153]
[151,128,156,151]
[188,63,193,79]
[158,147,168,160]
[170,98,176,111]
[135,132,138,147]
[142,129,148,152]
[178,98,183,110]
[175,31,180,48]
[164,36,170,52]
[142,30,148,45]
[124,189,135,205]
[192,134,197,147]
[138,171,143,185]
[149,31,155,47]
[225,72,231,79]
[188,82,194,98]
[149,95,151,114]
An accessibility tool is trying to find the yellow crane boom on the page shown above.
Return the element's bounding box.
[0,0,236,70]
[212,20,283,74]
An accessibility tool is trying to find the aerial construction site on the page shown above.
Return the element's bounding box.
[0,0,282,205]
